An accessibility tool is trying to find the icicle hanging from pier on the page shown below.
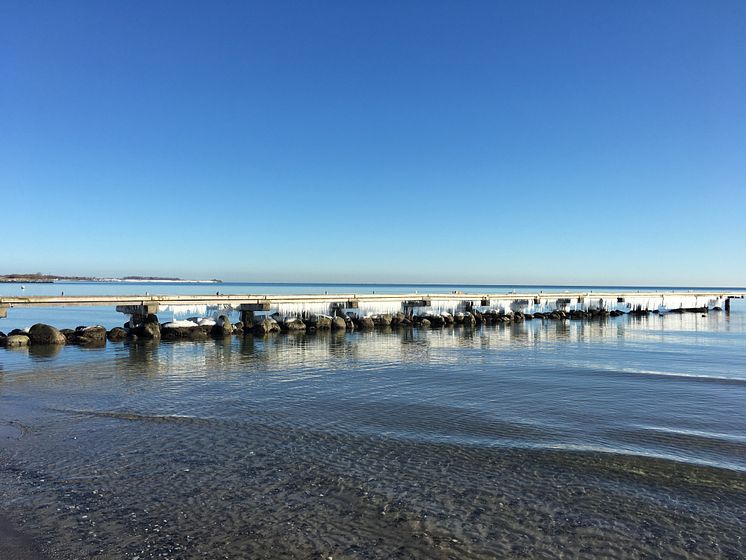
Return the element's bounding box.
[356,300,405,317]
[159,304,236,319]
[275,302,332,318]
[424,299,462,315]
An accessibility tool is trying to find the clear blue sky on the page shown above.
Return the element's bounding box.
[1,1,744,285]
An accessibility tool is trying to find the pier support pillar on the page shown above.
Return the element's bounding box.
[238,303,271,325]
[115,304,159,326]
[116,304,159,316]
[403,299,431,317]
[725,298,731,313]
[331,301,358,318]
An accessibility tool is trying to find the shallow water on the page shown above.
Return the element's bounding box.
[1,299,746,558]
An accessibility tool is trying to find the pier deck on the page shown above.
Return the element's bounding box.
[1,291,743,320]
[0,291,742,307]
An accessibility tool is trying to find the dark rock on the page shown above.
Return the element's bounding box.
[309,315,332,330]
[331,317,347,330]
[69,325,107,346]
[211,315,233,337]
[141,321,161,339]
[462,313,476,327]
[372,314,392,327]
[428,315,445,328]
[161,323,209,341]
[283,318,306,332]
[107,327,128,341]
[356,317,375,330]
[419,318,431,329]
[391,312,407,326]
[28,323,66,345]
[60,328,76,342]
[253,319,281,335]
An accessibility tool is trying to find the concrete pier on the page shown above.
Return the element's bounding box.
[0,291,742,323]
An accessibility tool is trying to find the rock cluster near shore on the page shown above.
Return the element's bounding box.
[0,305,717,349]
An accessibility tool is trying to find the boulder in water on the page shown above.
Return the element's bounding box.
[141,321,161,339]
[107,327,128,341]
[161,321,208,341]
[253,319,281,335]
[70,325,107,346]
[356,317,375,330]
[283,318,306,332]
[427,315,445,328]
[310,315,332,330]
[28,323,66,345]
[5,334,30,347]
[372,314,392,327]
[212,315,234,337]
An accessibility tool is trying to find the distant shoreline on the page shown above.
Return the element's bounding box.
[0,274,222,284]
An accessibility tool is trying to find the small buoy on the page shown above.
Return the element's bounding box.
[20,285,25,290]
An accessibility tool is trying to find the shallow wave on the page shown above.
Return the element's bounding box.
[572,364,746,384]
[45,404,746,476]
[619,369,746,383]
[44,407,215,425]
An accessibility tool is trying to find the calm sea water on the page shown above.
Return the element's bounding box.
[1,283,745,559]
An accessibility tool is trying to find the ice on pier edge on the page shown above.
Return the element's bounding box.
[156,295,725,322]
[158,304,236,321]
[276,302,335,318]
